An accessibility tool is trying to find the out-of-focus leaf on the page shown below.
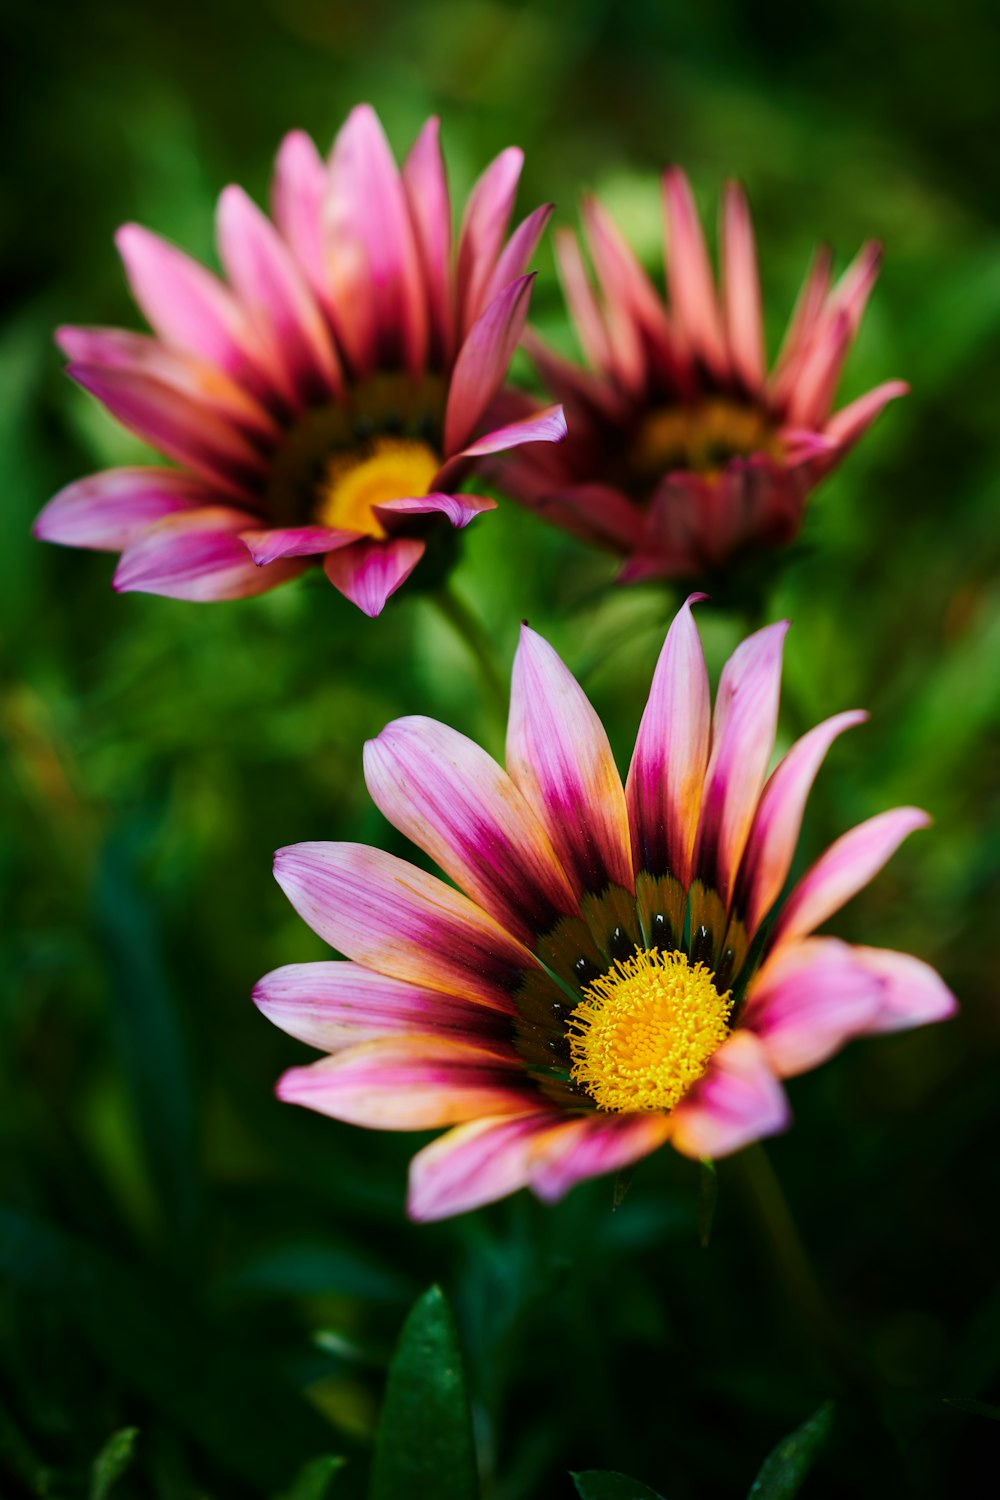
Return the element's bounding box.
[369,1285,478,1500]
[90,1426,138,1500]
[0,1398,53,1495]
[698,1159,718,1249]
[218,1241,413,1305]
[747,1401,834,1498]
[943,1396,1000,1421]
[572,1471,667,1500]
[277,1454,347,1500]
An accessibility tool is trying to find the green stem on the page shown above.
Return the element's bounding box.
[429,582,508,720]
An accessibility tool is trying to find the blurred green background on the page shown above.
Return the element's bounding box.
[2,0,1000,1495]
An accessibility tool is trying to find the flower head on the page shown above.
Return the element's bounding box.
[498,170,906,588]
[35,106,565,615]
[255,598,954,1220]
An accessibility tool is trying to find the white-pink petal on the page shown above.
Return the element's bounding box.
[850,947,958,1034]
[740,937,884,1077]
[670,1030,790,1159]
[113,505,304,601]
[529,1112,672,1203]
[407,1110,556,1221]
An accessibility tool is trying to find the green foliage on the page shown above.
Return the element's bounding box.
[277,1455,347,1500]
[573,1471,667,1500]
[747,1402,834,1499]
[89,1428,138,1500]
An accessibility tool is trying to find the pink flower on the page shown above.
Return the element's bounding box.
[34,106,566,615]
[255,597,955,1220]
[498,170,906,585]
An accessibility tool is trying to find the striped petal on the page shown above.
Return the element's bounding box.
[33,467,217,552]
[771,807,930,949]
[722,181,766,390]
[276,1035,531,1129]
[734,709,868,939]
[323,537,425,616]
[507,625,633,897]
[669,1030,790,1159]
[363,716,576,942]
[849,947,958,1034]
[272,841,533,1011]
[626,595,710,887]
[408,1110,558,1221]
[529,1112,673,1203]
[443,274,534,456]
[740,937,884,1077]
[114,505,304,600]
[254,961,511,1052]
[663,167,728,377]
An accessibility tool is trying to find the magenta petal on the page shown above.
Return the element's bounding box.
[670,1031,790,1159]
[402,116,454,363]
[480,203,554,311]
[33,467,218,552]
[253,960,510,1052]
[529,1113,673,1203]
[823,380,909,447]
[741,937,884,1077]
[444,274,534,456]
[722,181,766,390]
[272,842,532,1011]
[663,166,728,377]
[734,709,869,939]
[408,1110,557,1221]
[455,404,568,460]
[456,145,523,333]
[372,492,496,531]
[693,620,789,909]
[363,716,576,943]
[507,625,633,897]
[240,525,359,565]
[626,595,711,888]
[322,536,425,616]
[271,130,330,307]
[771,244,833,404]
[771,807,931,949]
[555,227,615,378]
[275,1035,530,1130]
[114,505,305,600]
[850,947,958,1034]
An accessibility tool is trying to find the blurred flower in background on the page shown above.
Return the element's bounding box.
[34,104,565,615]
[255,597,954,1221]
[499,169,906,590]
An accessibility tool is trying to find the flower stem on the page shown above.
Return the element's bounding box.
[429,582,508,720]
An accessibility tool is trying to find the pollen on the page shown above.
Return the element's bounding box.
[313,437,440,539]
[635,399,780,477]
[568,948,731,1114]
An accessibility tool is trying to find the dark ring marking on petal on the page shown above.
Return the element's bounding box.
[609,925,638,963]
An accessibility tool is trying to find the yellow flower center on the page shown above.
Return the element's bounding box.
[313,437,440,539]
[568,948,731,1114]
[635,398,780,478]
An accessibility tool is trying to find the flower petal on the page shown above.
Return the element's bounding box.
[363,716,576,942]
[271,130,330,307]
[849,947,958,1034]
[253,961,511,1052]
[276,1035,532,1130]
[507,625,633,897]
[408,1110,559,1221]
[823,380,908,447]
[33,467,218,552]
[529,1112,673,1202]
[771,244,833,404]
[740,937,884,1077]
[722,181,766,390]
[626,595,710,888]
[734,709,869,940]
[272,841,533,1010]
[669,1030,790,1159]
[323,537,425,617]
[663,167,728,377]
[402,115,454,362]
[372,492,496,530]
[114,505,304,600]
[481,203,554,310]
[770,807,931,949]
[443,274,535,456]
[456,145,523,333]
[555,226,614,377]
[240,525,359,565]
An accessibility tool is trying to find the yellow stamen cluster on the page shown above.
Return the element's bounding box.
[313,437,440,538]
[636,399,780,477]
[568,948,731,1114]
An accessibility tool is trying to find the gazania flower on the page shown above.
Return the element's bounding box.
[34,106,565,615]
[498,170,906,586]
[254,598,954,1221]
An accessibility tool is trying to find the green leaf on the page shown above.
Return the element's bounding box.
[747,1401,834,1498]
[698,1159,718,1249]
[943,1396,1000,1421]
[572,1471,667,1500]
[277,1454,347,1500]
[369,1285,478,1500]
[90,1427,139,1500]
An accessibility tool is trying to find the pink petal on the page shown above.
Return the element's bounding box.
[454,403,567,460]
[784,308,852,430]
[740,937,884,1077]
[528,482,645,554]
[408,1110,559,1221]
[722,181,766,391]
[402,116,455,363]
[276,1034,531,1130]
[240,525,359,565]
[271,130,330,308]
[66,362,268,498]
[456,145,523,334]
[114,505,304,600]
[555,227,614,377]
[272,841,533,1012]
[253,960,511,1052]
[33,467,218,552]
[669,1030,790,1159]
[529,1112,673,1202]
[734,709,869,940]
[582,195,670,393]
[217,184,343,404]
[626,595,711,888]
[850,947,958,1034]
[325,104,428,376]
[443,274,534,456]
[692,620,789,912]
[372,492,496,531]
[506,625,633,897]
[480,203,554,310]
[823,379,909,447]
[771,244,833,404]
[323,537,426,616]
[771,807,931,949]
[363,716,576,943]
[663,167,728,377]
